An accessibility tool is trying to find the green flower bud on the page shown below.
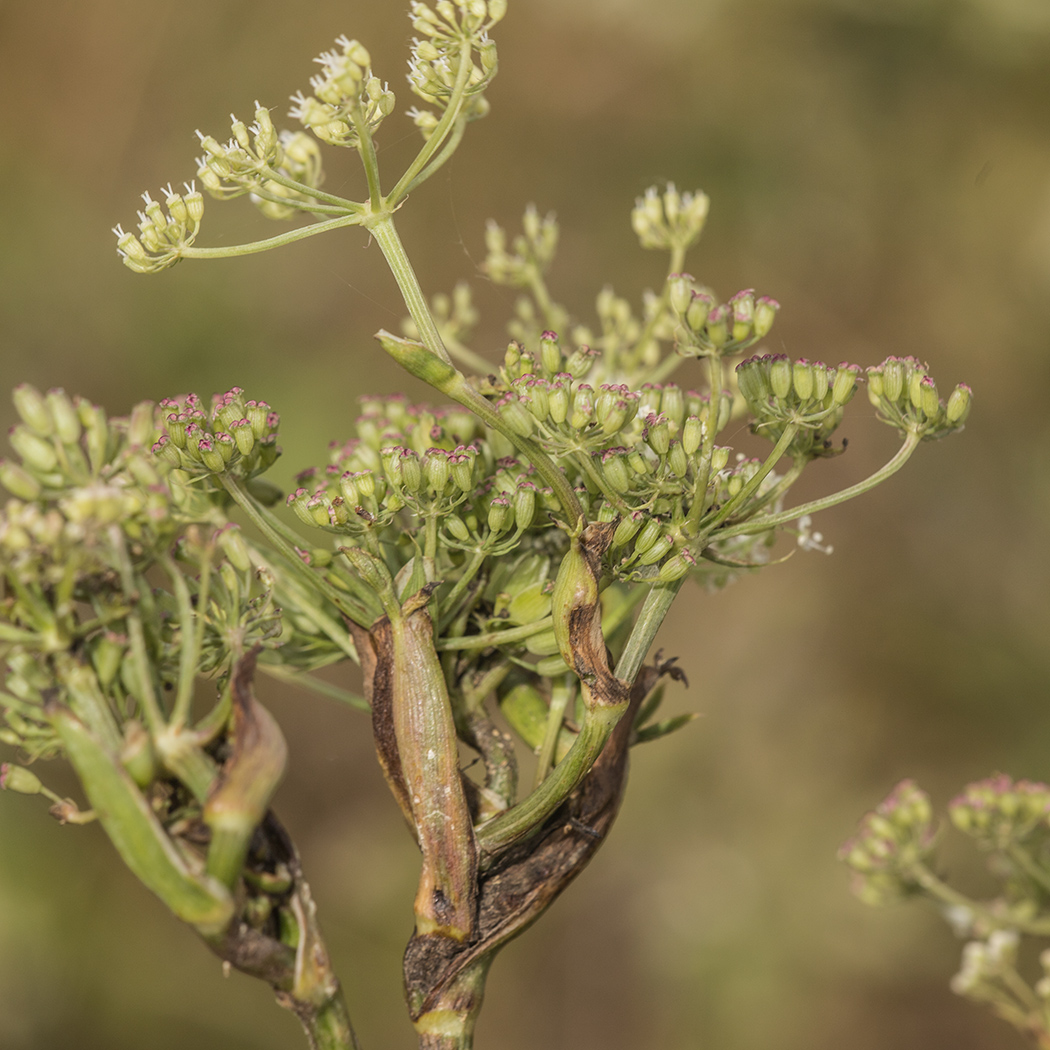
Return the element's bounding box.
[523,378,550,421]
[711,446,730,471]
[423,448,451,493]
[769,355,792,400]
[612,511,645,548]
[637,533,674,566]
[120,720,158,789]
[565,344,598,379]
[686,290,714,333]
[496,394,534,438]
[488,495,510,534]
[793,358,815,401]
[753,295,780,339]
[729,289,755,343]
[399,449,423,493]
[658,549,696,582]
[9,425,57,473]
[0,763,43,794]
[229,418,255,457]
[548,378,570,425]
[908,366,928,412]
[446,515,471,541]
[633,517,663,555]
[91,631,127,689]
[13,384,54,436]
[668,274,694,317]
[0,459,41,500]
[450,446,477,493]
[599,449,631,494]
[704,304,729,348]
[569,384,595,430]
[513,481,537,530]
[946,383,972,425]
[660,384,685,429]
[682,415,704,456]
[880,358,903,403]
[919,376,940,420]
[831,363,861,406]
[539,331,562,376]
[217,523,252,573]
[668,440,688,478]
[45,389,81,445]
[811,362,830,402]
[627,449,648,475]
[644,413,672,456]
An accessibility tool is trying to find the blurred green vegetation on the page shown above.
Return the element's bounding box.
[2,0,1050,1047]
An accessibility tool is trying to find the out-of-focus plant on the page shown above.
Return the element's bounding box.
[842,776,1050,1048]
[1,3,971,1047]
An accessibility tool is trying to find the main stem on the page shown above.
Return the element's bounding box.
[413,957,493,1050]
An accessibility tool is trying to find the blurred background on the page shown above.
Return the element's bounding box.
[2,0,1050,1047]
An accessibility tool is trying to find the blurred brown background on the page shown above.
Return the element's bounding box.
[2,0,1050,1047]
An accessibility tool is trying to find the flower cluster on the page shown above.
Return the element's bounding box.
[838,779,936,905]
[152,387,281,481]
[867,355,972,439]
[289,36,396,148]
[112,184,205,274]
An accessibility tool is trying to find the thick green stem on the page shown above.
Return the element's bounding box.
[413,956,493,1050]
[298,989,362,1050]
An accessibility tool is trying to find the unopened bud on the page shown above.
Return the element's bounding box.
[946,383,972,425]
[769,355,792,400]
[13,384,53,436]
[0,763,43,794]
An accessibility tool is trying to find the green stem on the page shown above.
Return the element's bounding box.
[108,526,167,734]
[301,991,363,1050]
[369,216,453,364]
[534,679,573,788]
[413,956,492,1050]
[388,38,476,208]
[634,244,687,372]
[434,615,553,652]
[1007,844,1050,897]
[910,861,1050,936]
[250,167,363,211]
[257,663,369,712]
[220,476,372,625]
[437,548,488,633]
[714,429,923,541]
[699,422,799,535]
[614,579,684,686]
[476,702,625,856]
[352,111,383,211]
[403,115,467,197]
[180,214,362,260]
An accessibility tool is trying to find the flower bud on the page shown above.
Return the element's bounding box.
[831,363,860,406]
[660,384,685,429]
[9,425,57,473]
[0,762,43,794]
[524,378,550,421]
[658,549,696,582]
[548,379,570,424]
[668,274,694,317]
[633,517,664,555]
[488,495,510,534]
[497,394,534,438]
[881,357,904,403]
[513,481,537,530]
[564,344,597,379]
[399,448,423,493]
[919,376,940,420]
[729,289,755,343]
[704,304,729,348]
[946,383,972,425]
[644,413,672,456]
[13,384,53,436]
[793,358,815,401]
[637,533,674,566]
[0,460,41,500]
[569,384,594,430]
[612,510,645,548]
[539,331,562,375]
[45,389,81,445]
[753,296,780,339]
[668,440,688,478]
[423,448,451,493]
[769,355,792,400]
[686,290,714,333]
[599,449,631,494]
[681,415,704,456]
